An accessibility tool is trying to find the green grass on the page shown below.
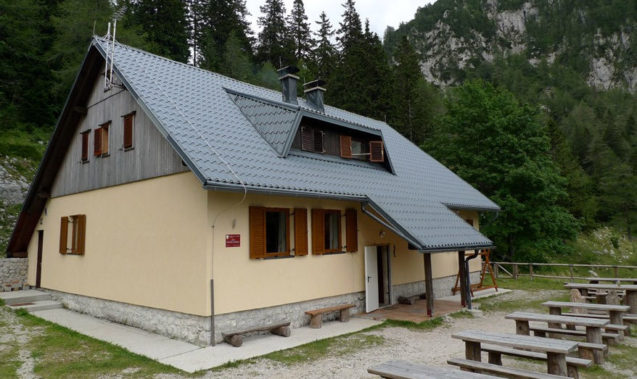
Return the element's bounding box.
[264,333,385,365]
[449,310,474,319]
[382,317,445,330]
[13,311,186,378]
[485,275,565,291]
[474,276,570,313]
[578,343,637,379]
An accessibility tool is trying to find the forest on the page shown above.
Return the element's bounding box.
[0,0,635,263]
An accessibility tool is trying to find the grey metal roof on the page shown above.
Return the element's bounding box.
[93,37,499,251]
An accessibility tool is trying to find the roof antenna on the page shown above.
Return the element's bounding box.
[104,22,111,90]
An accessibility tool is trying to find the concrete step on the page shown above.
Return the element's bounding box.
[7,300,62,312]
[0,289,51,305]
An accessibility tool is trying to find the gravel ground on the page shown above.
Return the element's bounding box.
[0,306,43,379]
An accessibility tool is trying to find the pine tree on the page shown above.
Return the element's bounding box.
[390,36,440,145]
[257,0,293,68]
[196,0,254,70]
[310,11,336,80]
[336,0,363,50]
[124,0,191,63]
[286,0,312,62]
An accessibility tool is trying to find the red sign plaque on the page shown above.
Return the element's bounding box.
[225,234,240,247]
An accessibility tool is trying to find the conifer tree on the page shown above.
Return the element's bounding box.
[336,0,363,50]
[196,0,254,70]
[257,0,293,68]
[287,0,312,62]
[124,0,191,63]
[311,11,336,80]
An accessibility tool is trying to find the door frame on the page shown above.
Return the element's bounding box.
[364,246,379,313]
[36,230,43,288]
[364,245,393,312]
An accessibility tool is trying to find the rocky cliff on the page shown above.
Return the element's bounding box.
[384,0,636,91]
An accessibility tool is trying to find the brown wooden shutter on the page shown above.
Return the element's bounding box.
[301,126,314,151]
[59,217,68,254]
[340,135,352,158]
[101,123,109,154]
[345,209,358,252]
[94,127,102,156]
[369,141,384,162]
[249,206,266,259]
[311,209,325,254]
[81,132,89,161]
[76,215,86,254]
[294,208,308,256]
[123,115,133,148]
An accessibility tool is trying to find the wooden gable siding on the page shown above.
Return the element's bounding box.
[51,74,187,198]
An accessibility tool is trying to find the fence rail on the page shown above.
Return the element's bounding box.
[492,261,637,281]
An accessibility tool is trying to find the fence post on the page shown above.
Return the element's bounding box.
[569,264,574,280]
[613,266,619,278]
[513,264,519,280]
[494,264,499,279]
[529,264,534,281]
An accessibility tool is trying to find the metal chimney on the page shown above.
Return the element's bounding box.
[277,66,300,104]
[304,80,326,112]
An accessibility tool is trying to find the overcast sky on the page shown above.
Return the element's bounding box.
[244,0,436,40]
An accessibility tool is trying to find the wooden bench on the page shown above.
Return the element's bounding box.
[222,321,290,347]
[565,283,637,314]
[452,330,578,377]
[368,360,498,378]
[481,344,591,379]
[542,301,631,337]
[447,358,568,379]
[529,325,619,344]
[305,304,355,328]
[506,311,609,364]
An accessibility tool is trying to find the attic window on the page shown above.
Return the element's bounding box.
[123,112,135,149]
[301,126,325,153]
[369,141,384,162]
[81,130,90,163]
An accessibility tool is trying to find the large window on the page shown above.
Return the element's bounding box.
[250,207,308,259]
[323,210,341,253]
[311,208,357,254]
[59,215,86,255]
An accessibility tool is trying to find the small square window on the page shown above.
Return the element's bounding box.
[123,113,134,149]
[81,130,90,162]
[265,210,288,254]
[323,210,341,253]
[94,122,110,157]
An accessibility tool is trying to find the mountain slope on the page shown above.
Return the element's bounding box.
[384,0,636,91]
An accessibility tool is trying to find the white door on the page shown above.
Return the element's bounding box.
[365,246,379,313]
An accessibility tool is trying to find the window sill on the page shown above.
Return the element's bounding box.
[260,255,294,260]
[81,160,90,164]
[123,146,134,152]
[320,251,348,256]
[64,253,84,256]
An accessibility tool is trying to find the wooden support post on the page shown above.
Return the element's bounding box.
[513,263,519,280]
[610,311,628,337]
[547,352,568,376]
[424,253,434,317]
[458,251,467,307]
[586,327,604,364]
[487,351,502,365]
[515,320,530,335]
[613,266,619,278]
[465,341,481,361]
[529,264,534,280]
[494,264,499,279]
[569,264,574,280]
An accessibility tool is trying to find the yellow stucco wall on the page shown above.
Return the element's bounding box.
[26,172,210,315]
[209,191,483,315]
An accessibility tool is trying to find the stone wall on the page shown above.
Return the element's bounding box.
[45,273,480,345]
[46,289,212,346]
[0,258,28,292]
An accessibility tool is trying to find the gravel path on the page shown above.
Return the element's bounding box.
[0,306,42,379]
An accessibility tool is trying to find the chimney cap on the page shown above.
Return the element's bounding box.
[277,65,300,77]
[304,79,326,90]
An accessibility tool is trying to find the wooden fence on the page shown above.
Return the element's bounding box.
[492,262,637,281]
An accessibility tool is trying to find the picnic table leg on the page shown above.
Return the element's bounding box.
[626,290,637,314]
[515,320,530,335]
[487,351,502,365]
[548,307,563,338]
[465,341,481,361]
[609,310,626,339]
[547,352,568,377]
[586,326,605,364]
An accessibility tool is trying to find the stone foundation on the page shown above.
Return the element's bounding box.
[44,272,481,345]
[0,258,28,292]
[45,289,212,346]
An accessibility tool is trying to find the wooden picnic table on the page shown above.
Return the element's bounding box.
[565,283,637,313]
[587,277,637,284]
[367,360,498,378]
[542,301,630,333]
[452,330,578,376]
[506,311,609,364]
